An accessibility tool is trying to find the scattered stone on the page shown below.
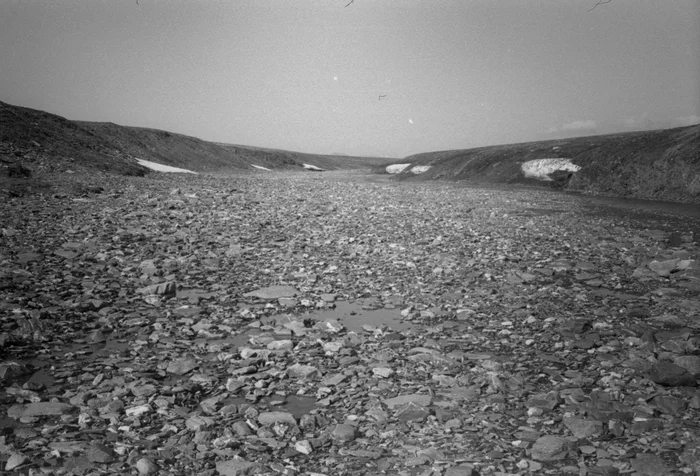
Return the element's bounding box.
[395,401,431,422]
[286,363,320,379]
[650,395,687,415]
[0,362,28,383]
[295,439,314,454]
[647,361,697,386]
[630,453,670,475]
[563,417,603,439]
[372,367,394,378]
[136,281,176,296]
[648,259,679,277]
[587,466,619,476]
[674,355,700,376]
[136,457,159,475]
[87,443,115,463]
[628,419,664,435]
[186,415,215,431]
[125,404,152,417]
[531,435,573,461]
[444,464,480,476]
[526,391,560,412]
[5,453,28,471]
[258,412,297,427]
[166,357,198,375]
[229,421,252,437]
[216,458,263,476]
[679,440,700,474]
[331,423,357,442]
[4,168,700,476]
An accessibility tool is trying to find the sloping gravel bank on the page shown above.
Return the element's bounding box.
[1,171,700,475]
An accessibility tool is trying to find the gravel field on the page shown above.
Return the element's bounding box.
[2,170,700,476]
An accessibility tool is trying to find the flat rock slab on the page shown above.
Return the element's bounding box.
[8,402,77,419]
[286,363,320,379]
[258,411,297,426]
[674,355,700,376]
[136,281,176,296]
[243,285,298,299]
[563,417,603,439]
[395,401,431,422]
[630,453,670,475]
[5,453,28,471]
[383,394,432,410]
[166,357,198,375]
[16,252,42,264]
[648,361,697,386]
[216,459,263,476]
[531,435,574,461]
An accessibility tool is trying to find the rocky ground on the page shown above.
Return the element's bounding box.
[1,170,700,476]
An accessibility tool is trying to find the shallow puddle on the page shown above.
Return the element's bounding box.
[306,300,414,333]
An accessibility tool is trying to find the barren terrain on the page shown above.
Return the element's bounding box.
[2,168,700,476]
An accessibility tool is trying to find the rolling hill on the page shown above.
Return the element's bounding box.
[385,125,700,204]
[0,101,147,176]
[0,100,388,177]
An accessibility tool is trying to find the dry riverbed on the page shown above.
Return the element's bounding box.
[1,171,700,476]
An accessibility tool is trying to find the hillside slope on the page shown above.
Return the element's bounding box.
[213,143,389,171]
[390,125,700,204]
[76,122,261,172]
[0,101,147,176]
[76,121,386,172]
[1,100,387,177]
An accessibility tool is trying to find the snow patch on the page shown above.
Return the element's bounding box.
[303,164,324,171]
[521,158,580,182]
[386,164,411,174]
[136,159,198,174]
[251,164,271,171]
[410,165,431,174]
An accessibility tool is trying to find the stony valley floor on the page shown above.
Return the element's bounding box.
[1,171,700,476]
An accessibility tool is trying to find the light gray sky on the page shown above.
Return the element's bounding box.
[2,0,698,157]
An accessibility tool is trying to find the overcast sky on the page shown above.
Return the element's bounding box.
[1,0,698,158]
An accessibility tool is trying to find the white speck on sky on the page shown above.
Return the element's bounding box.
[1,0,698,158]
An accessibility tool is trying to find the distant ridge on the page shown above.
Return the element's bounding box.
[0,100,387,175]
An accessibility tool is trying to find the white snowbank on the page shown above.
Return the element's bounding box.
[386,164,411,174]
[136,159,198,174]
[303,164,324,171]
[521,158,580,181]
[251,164,271,171]
[410,165,431,174]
